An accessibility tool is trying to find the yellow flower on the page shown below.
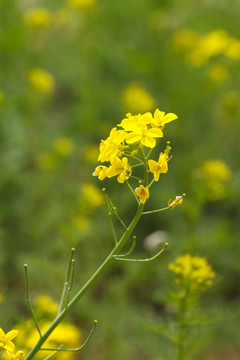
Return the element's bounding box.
[23,8,52,28]
[67,0,97,10]
[122,83,155,113]
[98,127,126,162]
[0,328,18,353]
[148,153,168,181]
[92,165,108,180]
[53,137,75,157]
[29,68,55,94]
[106,156,131,183]
[120,113,163,148]
[135,185,149,204]
[169,254,215,290]
[151,108,178,129]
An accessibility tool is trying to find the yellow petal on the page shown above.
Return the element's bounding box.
[147,127,163,138]
[141,135,156,148]
[5,330,18,342]
[162,113,178,125]
[126,133,141,144]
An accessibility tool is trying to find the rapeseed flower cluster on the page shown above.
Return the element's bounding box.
[169,254,215,291]
[93,109,177,204]
[0,328,23,360]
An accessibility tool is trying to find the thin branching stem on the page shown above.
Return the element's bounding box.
[66,259,75,308]
[113,236,136,258]
[24,264,42,338]
[104,192,118,244]
[126,180,140,204]
[105,193,127,230]
[114,242,168,262]
[58,248,75,315]
[40,321,98,353]
[142,206,170,215]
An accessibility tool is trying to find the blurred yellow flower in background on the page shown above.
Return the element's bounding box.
[29,69,55,94]
[34,295,59,317]
[81,183,104,207]
[85,145,99,163]
[122,83,155,113]
[224,37,240,60]
[203,159,232,201]
[71,215,90,231]
[169,254,215,290]
[53,137,75,157]
[208,64,229,83]
[35,153,56,171]
[23,8,52,28]
[67,0,97,10]
[16,320,81,360]
[0,90,5,104]
[172,29,200,51]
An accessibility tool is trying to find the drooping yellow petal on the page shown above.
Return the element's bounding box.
[147,127,163,138]
[126,132,141,144]
[141,135,156,148]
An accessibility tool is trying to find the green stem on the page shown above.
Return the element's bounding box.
[24,202,144,360]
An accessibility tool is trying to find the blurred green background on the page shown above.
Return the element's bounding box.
[0,0,240,359]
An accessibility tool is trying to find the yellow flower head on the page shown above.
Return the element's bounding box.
[106,156,131,184]
[122,83,155,113]
[169,254,215,290]
[98,127,126,162]
[152,108,178,129]
[0,328,18,353]
[148,152,168,181]
[135,185,149,204]
[23,8,52,28]
[29,68,55,94]
[93,109,177,184]
[120,113,163,148]
[92,165,108,181]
